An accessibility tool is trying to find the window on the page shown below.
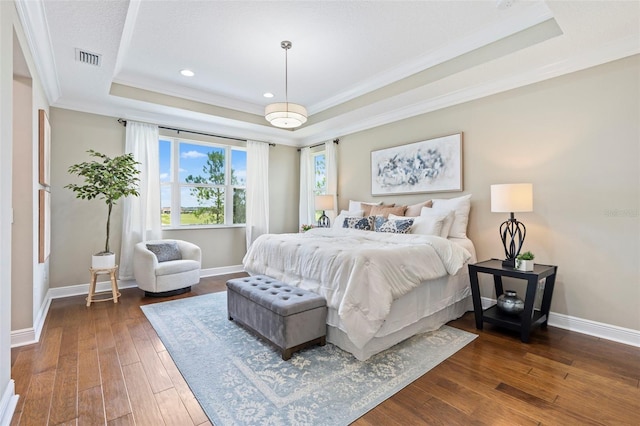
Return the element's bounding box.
[313,151,326,195]
[160,137,246,227]
[313,150,326,221]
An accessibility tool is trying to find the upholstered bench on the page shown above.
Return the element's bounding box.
[226,275,327,360]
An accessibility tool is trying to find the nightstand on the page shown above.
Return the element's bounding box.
[468,259,558,342]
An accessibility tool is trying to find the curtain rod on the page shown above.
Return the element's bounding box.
[117,119,276,146]
[297,139,340,152]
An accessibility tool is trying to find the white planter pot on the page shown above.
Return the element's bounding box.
[92,253,116,269]
[516,259,534,272]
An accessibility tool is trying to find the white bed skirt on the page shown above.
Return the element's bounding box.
[326,265,474,361]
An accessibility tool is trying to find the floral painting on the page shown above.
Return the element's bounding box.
[371,133,462,195]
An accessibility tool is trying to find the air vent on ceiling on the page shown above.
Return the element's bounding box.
[75,48,102,66]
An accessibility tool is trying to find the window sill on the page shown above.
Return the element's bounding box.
[162,224,246,231]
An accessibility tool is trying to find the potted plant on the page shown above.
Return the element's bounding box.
[515,251,535,272]
[300,224,315,233]
[66,150,140,268]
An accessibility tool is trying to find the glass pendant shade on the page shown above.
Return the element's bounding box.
[265,102,308,128]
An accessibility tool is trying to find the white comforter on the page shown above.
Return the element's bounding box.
[242,227,472,349]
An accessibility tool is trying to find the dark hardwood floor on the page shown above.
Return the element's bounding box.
[11,273,640,425]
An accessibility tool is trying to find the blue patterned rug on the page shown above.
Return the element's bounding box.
[141,291,476,426]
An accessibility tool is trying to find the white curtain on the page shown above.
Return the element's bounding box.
[245,140,269,249]
[119,121,161,280]
[299,147,315,228]
[325,140,338,220]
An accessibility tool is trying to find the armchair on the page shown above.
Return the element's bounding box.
[133,239,201,297]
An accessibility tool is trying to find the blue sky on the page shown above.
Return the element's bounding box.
[159,139,246,208]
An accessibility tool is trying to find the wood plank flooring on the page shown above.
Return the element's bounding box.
[11,273,640,425]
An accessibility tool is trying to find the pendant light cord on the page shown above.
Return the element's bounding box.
[284,42,290,113]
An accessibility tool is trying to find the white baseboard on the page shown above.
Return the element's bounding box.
[547,312,640,347]
[200,264,244,277]
[32,293,51,343]
[9,328,37,348]
[47,279,139,301]
[11,266,246,347]
[479,296,640,348]
[0,380,18,426]
[10,291,52,348]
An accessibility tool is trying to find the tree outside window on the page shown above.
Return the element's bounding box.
[160,139,246,227]
[314,152,327,221]
[314,152,326,195]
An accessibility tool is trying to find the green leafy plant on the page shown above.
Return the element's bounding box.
[65,150,140,255]
[300,224,315,232]
[517,251,535,261]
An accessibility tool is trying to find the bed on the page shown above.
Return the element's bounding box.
[242,226,476,361]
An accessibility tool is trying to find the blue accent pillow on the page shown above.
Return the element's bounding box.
[146,242,182,262]
[343,216,374,231]
[374,217,414,234]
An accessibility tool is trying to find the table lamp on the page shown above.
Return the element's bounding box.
[315,195,334,228]
[491,183,533,267]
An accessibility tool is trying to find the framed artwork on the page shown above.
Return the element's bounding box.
[39,189,50,263]
[38,109,51,186]
[371,132,463,196]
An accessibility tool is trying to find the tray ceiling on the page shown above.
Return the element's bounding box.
[15,0,640,146]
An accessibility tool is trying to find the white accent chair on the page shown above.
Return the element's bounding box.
[133,239,201,297]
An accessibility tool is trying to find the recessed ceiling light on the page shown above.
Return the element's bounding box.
[496,0,514,9]
[180,69,195,77]
[263,92,274,98]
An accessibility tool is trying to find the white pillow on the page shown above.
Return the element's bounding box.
[390,209,450,237]
[422,207,455,238]
[348,200,382,213]
[431,194,471,238]
[333,209,364,229]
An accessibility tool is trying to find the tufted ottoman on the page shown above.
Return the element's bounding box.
[226,275,327,360]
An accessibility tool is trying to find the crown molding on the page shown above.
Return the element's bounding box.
[14,0,61,104]
[112,0,141,78]
[51,96,301,147]
[296,35,640,146]
[112,76,266,116]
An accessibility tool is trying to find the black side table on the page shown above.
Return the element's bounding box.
[468,259,558,342]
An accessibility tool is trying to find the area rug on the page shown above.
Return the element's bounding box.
[141,292,476,426]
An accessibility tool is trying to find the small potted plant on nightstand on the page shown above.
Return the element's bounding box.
[516,251,535,271]
[300,224,315,233]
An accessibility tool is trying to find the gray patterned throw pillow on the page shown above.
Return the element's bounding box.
[146,242,182,262]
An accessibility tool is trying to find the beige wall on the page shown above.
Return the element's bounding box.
[49,108,299,288]
[268,144,300,232]
[338,55,639,331]
[50,109,126,288]
[11,77,33,330]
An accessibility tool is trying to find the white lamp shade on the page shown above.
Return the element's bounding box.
[491,183,533,213]
[265,102,308,128]
[315,194,334,211]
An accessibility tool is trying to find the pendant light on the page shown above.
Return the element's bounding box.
[265,41,308,129]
